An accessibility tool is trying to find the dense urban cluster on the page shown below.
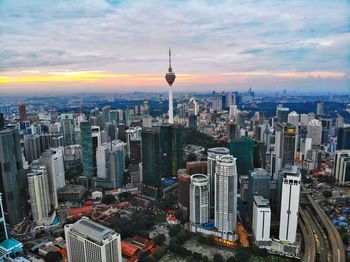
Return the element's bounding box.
[0,89,349,262]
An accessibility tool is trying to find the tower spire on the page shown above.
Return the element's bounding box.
[168,48,172,72]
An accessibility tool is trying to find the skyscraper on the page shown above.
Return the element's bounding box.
[177,169,191,217]
[65,217,122,262]
[165,49,176,124]
[0,128,26,226]
[27,166,51,224]
[60,113,75,146]
[229,136,254,177]
[252,196,271,246]
[214,155,238,234]
[18,102,27,122]
[24,134,41,163]
[307,119,322,147]
[207,147,230,214]
[80,121,94,177]
[40,147,65,209]
[334,150,350,185]
[337,126,350,150]
[275,123,297,172]
[316,100,324,115]
[279,166,300,243]
[141,127,161,188]
[189,174,209,224]
[276,107,289,123]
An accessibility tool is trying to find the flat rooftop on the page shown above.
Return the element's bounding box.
[58,184,85,194]
[253,195,270,207]
[70,218,116,243]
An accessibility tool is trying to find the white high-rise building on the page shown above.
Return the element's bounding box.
[97,143,110,180]
[189,174,209,224]
[279,166,301,243]
[229,105,239,120]
[40,147,65,209]
[287,111,299,127]
[142,115,152,128]
[307,119,322,146]
[300,138,312,161]
[207,147,230,213]
[252,196,271,245]
[27,166,51,224]
[334,150,350,185]
[65,217,122,262]
[214,155,238,234]
[300,113,315,125]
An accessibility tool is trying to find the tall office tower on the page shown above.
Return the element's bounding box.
[141,127,161,194]
[279,166,300,243]
[334,150,350,185]
[275,123,297,172]
[0,128,26,226]
[214,155,238,234]
[24,134,41,163]
[80,122,94,177]
[276,107,289,123]
[97,143,110,180]
[0,113,4,130]
[337,126,350,150]
[92,126,101,170]
[60,114,75,146]
[252,196,271,245]
[109,110,118,125]
[207,147,230,213]
[188,114,197,129]
[126,127,142,158]
[316,100,324,115]
[102,106,111,123]
[116,109,124,124]
[165,49,176,124]
[40,148,65,209]
[300,113,315,125]
[177,169,191,217]
[227,121,240,141]
[111,140,126,189]
[248,168,270,219]
[307,119,322,147]
[18,102,27,121]
[117,124,126,141]
[287,111,299,127]
[188,98,199,116]
[189,174,209,224]
[65,217,122,262]
[142,115,152,128]
[229,105,238,120]
[300,138,312,161]
[106,123,117,141]
[253,141,266,169]
[27,166,51,224]
[229,136,254,177]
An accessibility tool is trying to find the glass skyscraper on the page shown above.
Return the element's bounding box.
[80,121,94,177]
[229,136,254,177]
[0,128,26,226]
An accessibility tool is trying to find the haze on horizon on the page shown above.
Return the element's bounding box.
[0,0,349,95]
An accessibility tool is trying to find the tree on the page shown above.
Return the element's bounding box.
[186,153,197,162]
[227,257,236,262]
[342,235,349,245]
[192,252,202,261]
[153,247,167,260]
[153,233,166,246]
[101,194,116,205]
[213,253,224,262]
[169,224,182,237]
[44,252,63,262]
[235,248,251,262]
[323,190,333,198]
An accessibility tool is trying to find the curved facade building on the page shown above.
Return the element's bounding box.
[214,155,238,234]
[207,147,230,213]
[189,174,209,224]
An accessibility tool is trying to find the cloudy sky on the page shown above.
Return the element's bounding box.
[0,0,349,94]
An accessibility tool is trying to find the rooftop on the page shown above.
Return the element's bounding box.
[70,218,116,243]
[253,195,270,207]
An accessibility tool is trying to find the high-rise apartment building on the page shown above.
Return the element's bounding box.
[65,217,122,262]
[40,147,65,209]
[189,174,209,224]
[27,166,51,224]
[279,166,300,243]
[214,155,238,234]
[287,111,299,127]
[307,119,322,147]
[207,147,230,213]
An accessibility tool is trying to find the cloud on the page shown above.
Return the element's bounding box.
[0,0,349,93]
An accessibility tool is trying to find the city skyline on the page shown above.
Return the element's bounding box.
[1,0,349,95]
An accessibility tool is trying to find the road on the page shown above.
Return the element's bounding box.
[299,207,316,262]
[302,193,346,262]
